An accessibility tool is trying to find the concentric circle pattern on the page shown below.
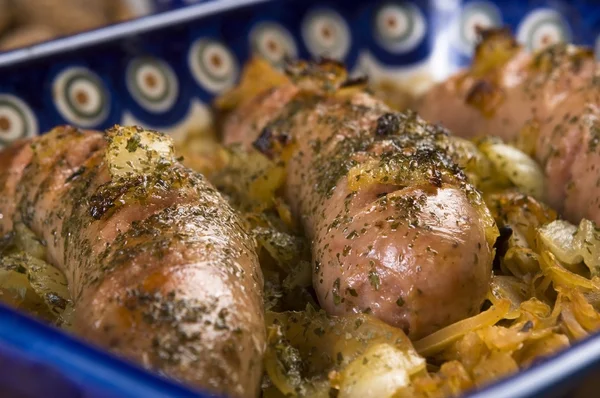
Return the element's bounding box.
[454,1,502,55]
[188,38,239,94]
[373,2,427,53]
[126,57,179,113]
[250,22,298,66]
[52,67,110,128]
[302,8,351,60]
[0,94,38,148]
[517,9,572,52]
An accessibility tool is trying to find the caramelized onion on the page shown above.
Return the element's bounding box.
[414,300,510,357]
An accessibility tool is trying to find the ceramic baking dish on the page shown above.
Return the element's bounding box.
[0,1,599,396]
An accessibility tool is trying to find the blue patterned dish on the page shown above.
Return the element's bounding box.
[0,0,599,397]
[1,0,598,150]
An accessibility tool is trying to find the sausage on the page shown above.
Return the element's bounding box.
[223,63,497,339]
[416,30,600,223]
[0,126,265,398]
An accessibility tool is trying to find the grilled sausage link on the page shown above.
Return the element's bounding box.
[416,31,600,223]
[0,126,265,398]
[223,63,498,339]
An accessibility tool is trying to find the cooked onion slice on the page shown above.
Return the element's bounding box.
[538,220,579,265]
[414,300,510,357]
[538,219,600,276]
[106,126,175,179]
[337,343,421,398]
[574,220,600,276]
[489,275,528,319]
[539,250,600,290]
[264,309,424,397]
[478,139,545,200]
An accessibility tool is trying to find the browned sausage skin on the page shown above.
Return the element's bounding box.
[0,126,265,398]
[223,63,498,339]
[416,30,600,223]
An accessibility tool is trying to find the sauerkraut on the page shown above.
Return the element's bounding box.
[1,55,599,398]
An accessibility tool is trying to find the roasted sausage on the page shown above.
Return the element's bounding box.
[416,31,600,224]
[223,63,498,339]
[0,126,265,398]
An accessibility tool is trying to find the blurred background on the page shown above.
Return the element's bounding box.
[0,0,155,51]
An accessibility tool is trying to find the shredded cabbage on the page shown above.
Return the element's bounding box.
[414,300,510,357]
[4,51,597,398]
[539,250,600,291]
[489,275,528,318]
[13,222,46,260]
[0,251,71,325]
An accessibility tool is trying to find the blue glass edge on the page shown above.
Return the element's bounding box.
[0,301,210,397]
[2,290,600,398]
